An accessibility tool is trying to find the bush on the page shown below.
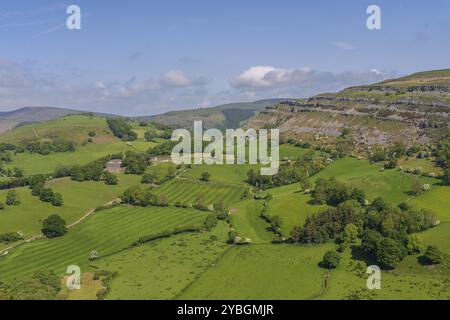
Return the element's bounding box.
[103,172,118,185]
[141,173,156,184]
[0,232,24,244]
[106,118,137,141]
[375,238,406,269]
[200,172,211,182]
[322,251,341,269]
[42,214,67,238]
[423,245,442,265]
[6,190,20,206]
[204,214,218,231]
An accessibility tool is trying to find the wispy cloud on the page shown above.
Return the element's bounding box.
[332,41,357,50]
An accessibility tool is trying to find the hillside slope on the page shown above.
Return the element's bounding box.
[247,69,450,150]
[0,107,116,134]
[143,99,284,129]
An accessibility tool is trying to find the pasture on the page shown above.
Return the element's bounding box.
[181,164,259,185]
[0,174,141,239]
[178,244,332,300]
[153,178,245,207]
[93,222,230,300]
[313,157,437,204]
[231,200,273,243]
[0,205,208,281]
[265,183,328,236]
[321,243,450,300]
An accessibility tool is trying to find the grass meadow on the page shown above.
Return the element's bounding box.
[0,205,208,281]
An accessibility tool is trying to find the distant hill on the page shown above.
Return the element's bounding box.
[0,107,116,134]
[247,69,450,150]
[0,100,283,134]
[141,99,284,129]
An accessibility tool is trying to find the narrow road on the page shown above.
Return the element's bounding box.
[0,198,120,256]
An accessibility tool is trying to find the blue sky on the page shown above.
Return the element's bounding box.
[1,0,449,115]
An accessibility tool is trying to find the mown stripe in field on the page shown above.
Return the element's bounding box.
[153,179,245,206]
[0,206,208,281]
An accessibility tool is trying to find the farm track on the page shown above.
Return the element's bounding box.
[309,272,331,300]
[0,206,208,281]
[0,199,120,256]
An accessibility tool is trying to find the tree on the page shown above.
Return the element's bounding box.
[0,202,5,210]
[6,190,20,206]
[290,226,302,243]
[350,188,366,206]
[410,179,423,196]
[204,214,218,231]
[423,245,442,265]
[42,214,67,238]
[406,234,423,255]
[88,131,96,137]
[200,172,211,182]
[144,129,157,142]
[104,172,118,185]
[343,223,359,244]
[322,250,341,269]
[371,197,388,212]
[141,173,156,184]
[13,167,24,178]
[375,238,406,269]
[269,215,283,233]
[51,192,63,207]
[443,169,450,186]
[360,229,383,256]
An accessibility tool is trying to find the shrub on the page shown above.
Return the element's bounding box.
[204,214,218,231]
[322,251,341,269]
[200,172,211,182]
[423,245,442,265]
[374,238,406,269]
[42,214,67,238]
[6,190,20,206]
[103,172,118,185]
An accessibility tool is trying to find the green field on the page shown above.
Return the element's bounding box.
[1,115,158,175]
[314,157,437,204]
[181,163,259,185]
[265,183,328,236]
[409,186,450,222]
[153,178,245,207]
[0,174,141,240]
[231,200,273,243]
[178,244,332,300]
[0,115,111,144]
[93,222,230,300]
[321,241,450,300]
[0,205,208,281]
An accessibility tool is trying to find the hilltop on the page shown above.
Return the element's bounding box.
[0,107,117,134]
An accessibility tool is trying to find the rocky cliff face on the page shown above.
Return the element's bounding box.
[246,70,450,149]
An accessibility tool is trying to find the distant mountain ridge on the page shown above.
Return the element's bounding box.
[0,99,284,134]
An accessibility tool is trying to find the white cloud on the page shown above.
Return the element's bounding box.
[229,66,315,89]
[228,65,394,100]
[160,70,192,87]
[0,58,395,116]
